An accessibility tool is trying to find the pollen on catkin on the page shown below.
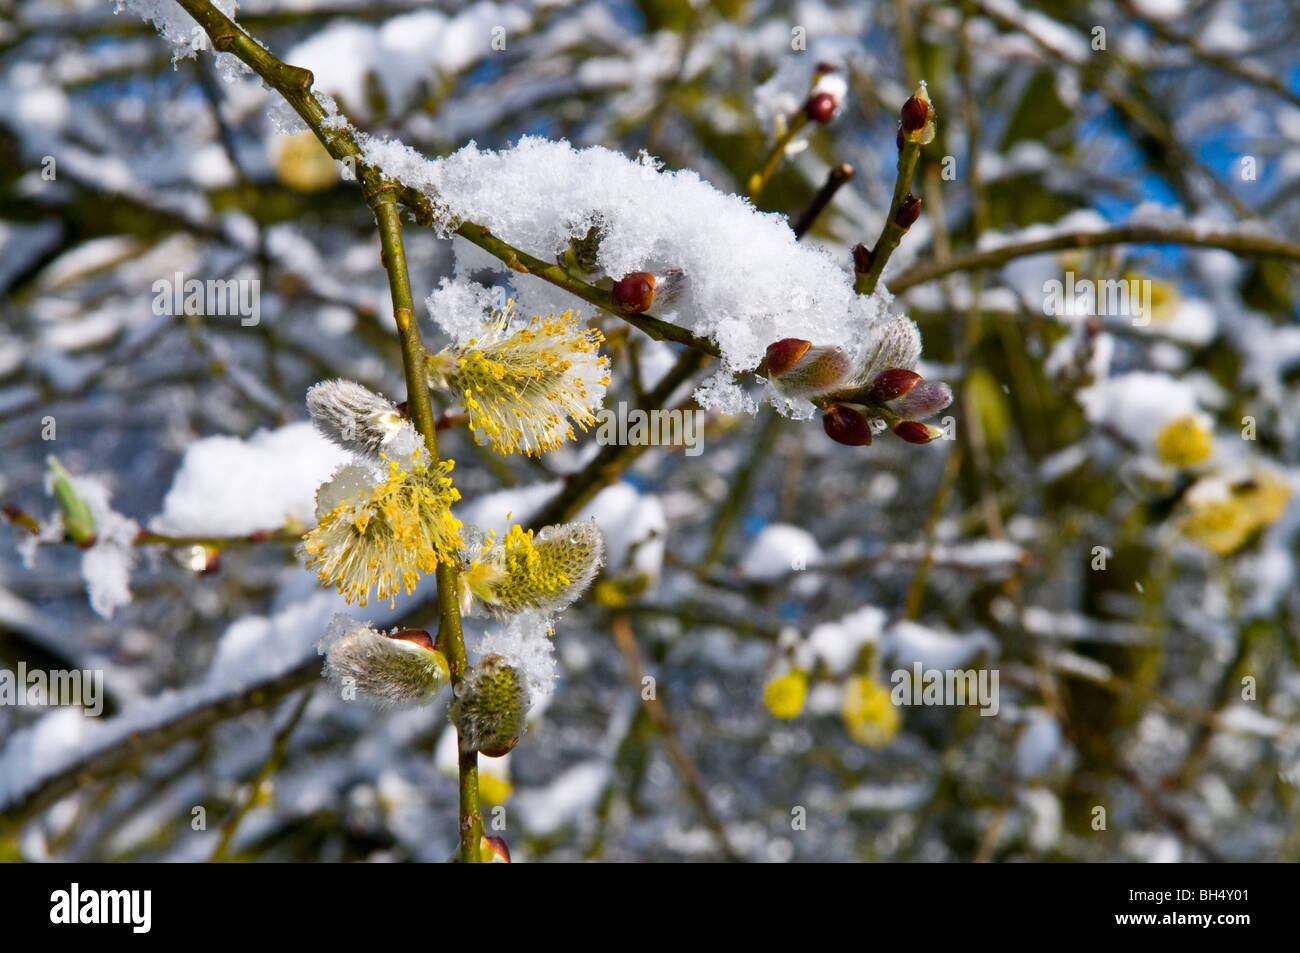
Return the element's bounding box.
[427,306,610,456]
[458,520,604,617]
[301,447,463,607]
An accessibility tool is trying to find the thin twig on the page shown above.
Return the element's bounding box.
[855,138,922,295]
[790,162,855,239]
[210,687,314,862]
[887,224,1300,294]
[611,614,741,860]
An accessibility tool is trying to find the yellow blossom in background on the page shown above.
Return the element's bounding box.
[842,675,900,748]
[274,130,338,192]
[1180,470,1292,555]
[429,307,610,455]
[478,766,513,806]
[302,450,463,607]
[1122,271,1179,325]
[1156,415,1213,467]
[763,668,809,719]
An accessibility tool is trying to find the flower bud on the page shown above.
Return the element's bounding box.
[805,92,837,123]
[480,835,511,863]
[842,675,900,748]
[766,340,854,399]
[893,420,944,444]
[888,380,953,420]
[894,193,922,230]
[318,615,451,708]
[899,82,936,145]
[451,655,530,757]
[853,242,874,275]
[389,627,436,651]
[612,272,656,313]
[900,94,929,133]
[47,456,96,546]
[823,405,873,446]
[306,378,411,460]
[764,338,811,377]
[867,368,922,402]
[805,67,847,123]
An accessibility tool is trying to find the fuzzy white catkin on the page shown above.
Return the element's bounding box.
[306,378,417,461]
[318,615,449,708]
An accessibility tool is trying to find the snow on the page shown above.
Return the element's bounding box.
[804,605,886,675]
[577,482,666,580]
[512,759,610,835]
[885,620,996,671]
[359,134,901,411]
[469,611,558,702]
[152,422,350,536]
[0,588,398,812]
[285,5,532,121]
[1077,371,1203,450]
[741,523,821,580]
[1015,710,1065,778]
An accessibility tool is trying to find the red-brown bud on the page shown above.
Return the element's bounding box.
[823,405,873,446]
[612,272,656,313]
[388,628,436,652]
[893,420,942,444]
[901,95,929,133]
[480,835,511,863]
[853,243,874,275]
[805,92,837,124]
[894,194,922,229]
[868,368,922,403]
[765,338,812,378]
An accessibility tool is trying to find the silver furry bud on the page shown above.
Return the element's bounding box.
[306,379,412,459]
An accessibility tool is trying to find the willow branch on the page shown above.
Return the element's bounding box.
[452,222,720,357]
[172,0,484,863]
[854,138,921,295]
[791,162,855,239]
[210,687,313,862]
[886,225,1300,294]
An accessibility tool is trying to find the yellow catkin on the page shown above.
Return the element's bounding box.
[432,307,610,456]
[764,669,809,720]
[461,521,603,616]
[842,675,901,748]
[303,453,463,607]
[1155,415,1212,467]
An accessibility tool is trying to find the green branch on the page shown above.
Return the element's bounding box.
[854,138,921,295]
[173,0,484,863]
[886,225,1300,294]
[452,223,721,357]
